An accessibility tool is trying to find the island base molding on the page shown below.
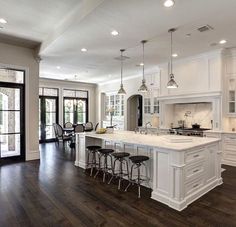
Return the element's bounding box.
[151,178,223,211]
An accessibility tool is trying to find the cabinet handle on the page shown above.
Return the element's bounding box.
[193,154,199,158]
[193,169,199,173]
[193,184,199,188]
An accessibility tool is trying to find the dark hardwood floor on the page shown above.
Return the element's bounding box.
[0,143,235,227]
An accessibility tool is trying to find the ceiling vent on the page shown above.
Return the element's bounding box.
[197,25,214,32]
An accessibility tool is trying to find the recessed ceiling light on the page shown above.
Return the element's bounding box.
[56,66,61,69]
[111,30,119,36]
[219,40,227,44]
[172,53,178,57]
[0,18,7,24]
[139,63,144,66]
[163,0,175,7]
[81,48,87,52]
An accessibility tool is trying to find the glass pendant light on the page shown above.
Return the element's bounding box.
[118,49,126,95]
[167,28,178,89]
[138,40,149,93]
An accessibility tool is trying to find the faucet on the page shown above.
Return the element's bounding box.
[142,122,152,135]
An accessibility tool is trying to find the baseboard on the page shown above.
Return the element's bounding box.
[222,160,236,167]
[26,150,40,161]
[74,160,86,169]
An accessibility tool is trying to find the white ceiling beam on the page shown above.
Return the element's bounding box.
[39,0,106,55]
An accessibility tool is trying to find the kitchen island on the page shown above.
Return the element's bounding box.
[75,131,222,211]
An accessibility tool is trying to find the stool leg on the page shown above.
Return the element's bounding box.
[118,159,123,190]
[103,155,107,182]
[94,153,101,179]
[108,158,117,184]
[84,149,90,172]
[90,151,96,176]
[125,163,134,192]
[138,165,141,198]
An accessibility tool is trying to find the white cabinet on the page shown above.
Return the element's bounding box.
[222,133,236,166]
[227,77,236,115]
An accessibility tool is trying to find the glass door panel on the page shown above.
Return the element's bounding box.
[64,99,74,123]
[64,98,88,125]
[39,97,58,142]
[0,86,23,159]
[76,99,86,124]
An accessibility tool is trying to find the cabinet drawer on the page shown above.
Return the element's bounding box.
[185,175,204,196]
[185,148,205,164]
[185,161,205,182]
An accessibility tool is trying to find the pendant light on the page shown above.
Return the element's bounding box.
[138,40,149,93]
[167,28,178,89]
[117,49,126,95]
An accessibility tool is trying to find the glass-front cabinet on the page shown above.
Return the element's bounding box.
[228,77,236,114]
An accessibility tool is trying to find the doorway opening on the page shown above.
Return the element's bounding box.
[127,95,143,131]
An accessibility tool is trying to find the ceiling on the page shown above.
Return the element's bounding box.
[1,0,236,84]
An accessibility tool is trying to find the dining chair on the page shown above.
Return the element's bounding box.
[84,122,93,132]
[56,124,72,146]
[64,122,73,128]
[74,124,84,133]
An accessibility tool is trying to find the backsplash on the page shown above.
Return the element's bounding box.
[173,103,213,128]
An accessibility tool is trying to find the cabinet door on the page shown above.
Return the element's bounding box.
[206,145,217,183]
[228,77,236,114]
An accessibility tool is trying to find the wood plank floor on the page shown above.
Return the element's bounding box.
[0,143,235,227]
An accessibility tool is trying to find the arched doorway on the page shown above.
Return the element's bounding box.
[127,95,143,131]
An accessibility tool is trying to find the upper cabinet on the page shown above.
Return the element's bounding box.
[228,77,236,114]
[223,49,236,116]
[159,51,222,97]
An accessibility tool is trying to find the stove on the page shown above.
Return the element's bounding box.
[169,127,210,137]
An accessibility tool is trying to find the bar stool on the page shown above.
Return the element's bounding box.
[94,148,114,182]
[108,152,130,190]
[86,145,101,176]
[125,155,149,198]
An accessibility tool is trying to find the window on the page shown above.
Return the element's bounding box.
[63,89,88,124]
[105,94,124,120]
[144,98,151,114]
[0,68,24,84]
[39,87,58,97]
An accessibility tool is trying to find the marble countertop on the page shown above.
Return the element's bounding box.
[82,130,220,151]
[204,130,236,134]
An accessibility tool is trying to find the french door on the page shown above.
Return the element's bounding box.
[0,82,25,160]
[39,96,58,143]
[64,98,88,125]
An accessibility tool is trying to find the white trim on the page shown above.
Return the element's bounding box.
[0,62,32,161]
[26,150,40,161]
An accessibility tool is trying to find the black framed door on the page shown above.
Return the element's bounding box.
[0,82,25,160]
[39,96,58,143]
[64,98,88,125]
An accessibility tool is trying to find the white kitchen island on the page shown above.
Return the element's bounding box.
[75,131,222,211]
